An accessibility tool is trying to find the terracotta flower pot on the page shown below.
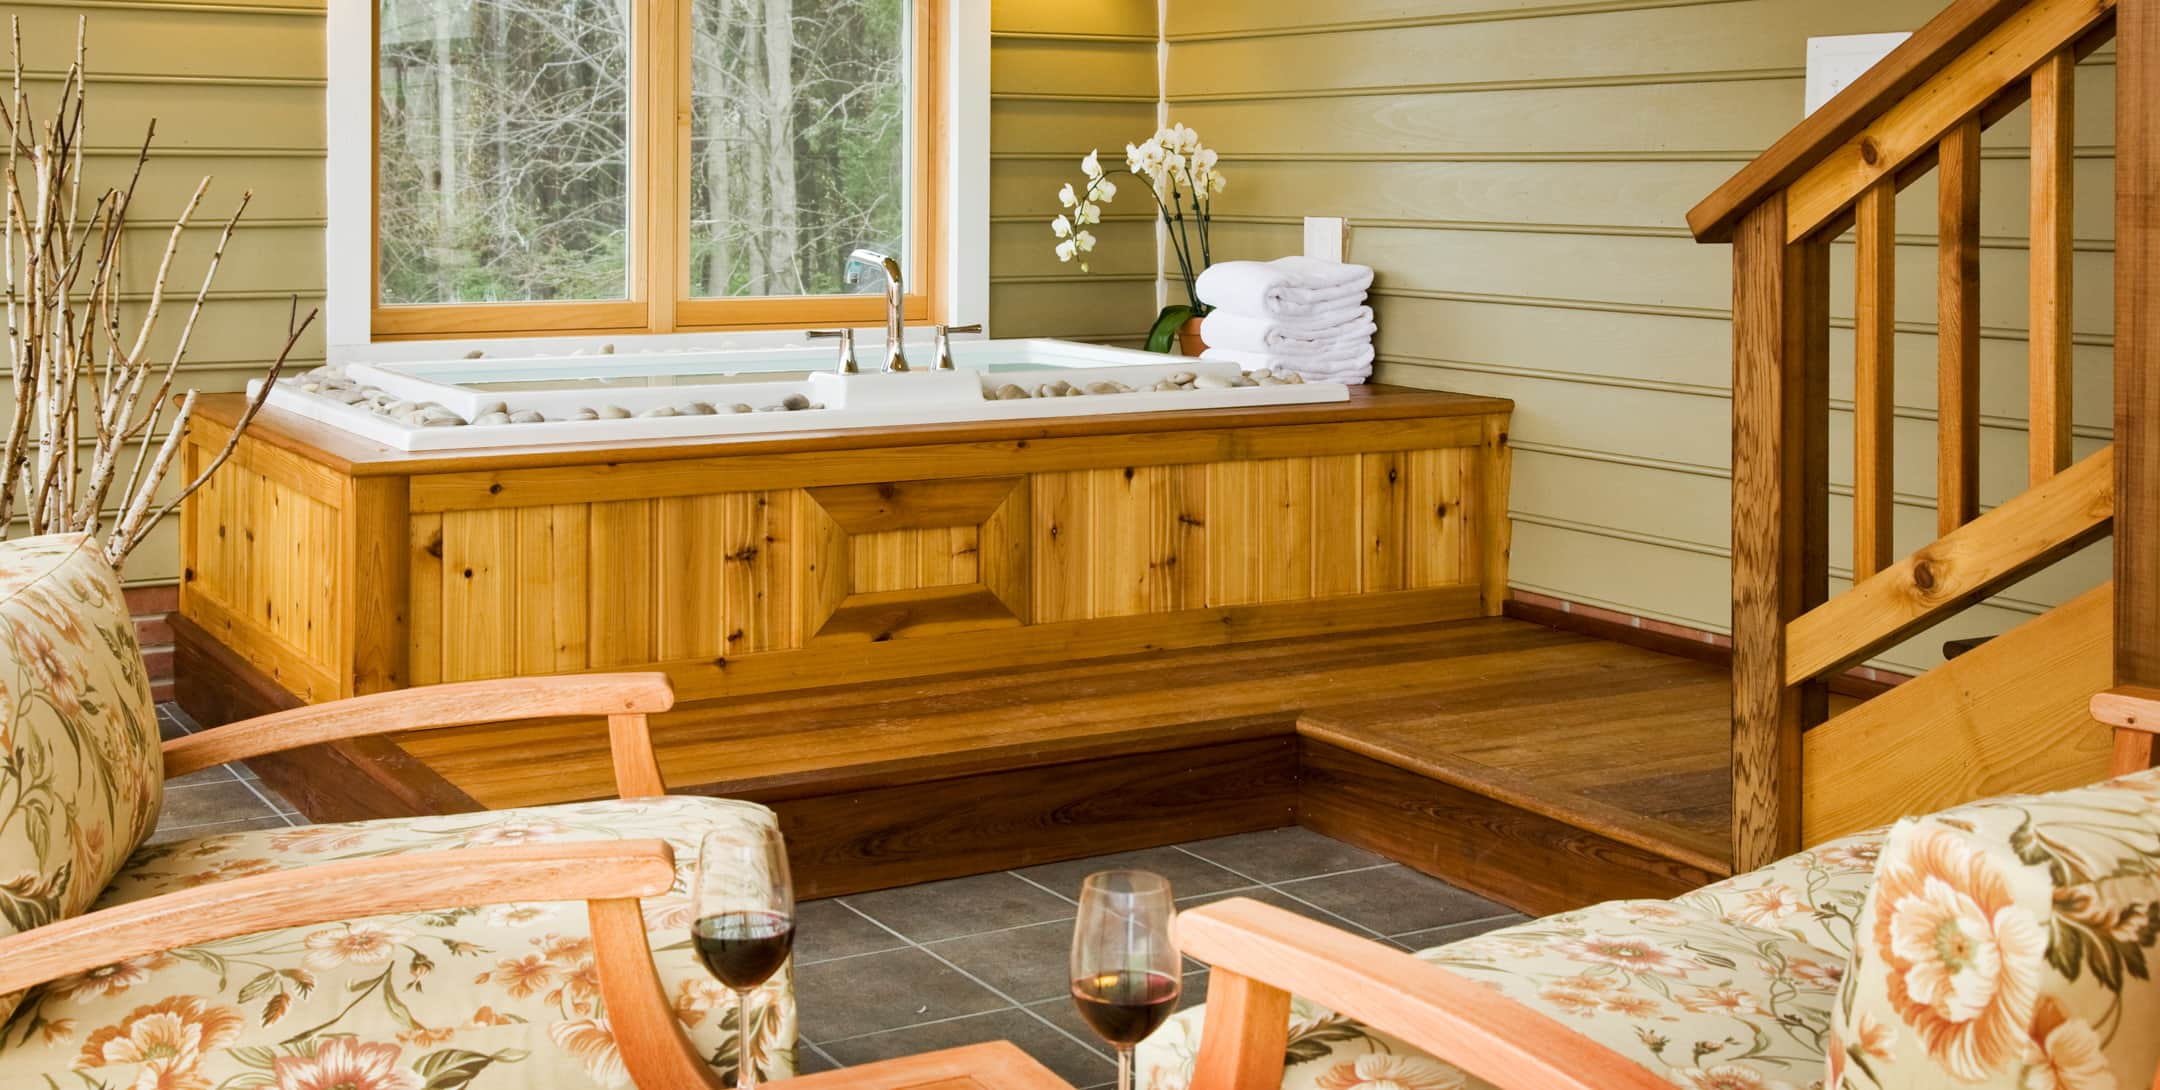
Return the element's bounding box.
[1177,315,1207,357]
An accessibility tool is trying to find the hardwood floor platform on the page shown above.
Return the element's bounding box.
[182,614,1736,915]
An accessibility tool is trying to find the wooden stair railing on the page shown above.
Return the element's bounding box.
[1784,444,2113,685]
[1691,0,2154,871]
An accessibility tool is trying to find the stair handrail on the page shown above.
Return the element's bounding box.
[1688,0,2058,243]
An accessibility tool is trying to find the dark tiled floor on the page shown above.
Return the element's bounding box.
[151,703,1529,1088]
[151,704,303,844]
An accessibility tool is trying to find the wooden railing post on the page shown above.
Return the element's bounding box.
[1853,181,1898,581]
[1730,194,1831,871]
[2029,50,2077,486]
[2118,0,2160,772]
[1938,116,1984,535]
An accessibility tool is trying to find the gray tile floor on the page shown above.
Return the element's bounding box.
[152,704,305,843]
[152,704,1528,1089]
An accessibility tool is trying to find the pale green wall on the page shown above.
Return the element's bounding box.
[988,0,1160,345]
[8,0,327,586]
[1165,0,2118,672]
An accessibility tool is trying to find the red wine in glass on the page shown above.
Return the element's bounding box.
[1070,871,1179,1090]
[693,910,796,990]
[694,826,794,1090]
[1071,969,1180,1046]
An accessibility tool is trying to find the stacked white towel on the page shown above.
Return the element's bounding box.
[1193,256,1376,384]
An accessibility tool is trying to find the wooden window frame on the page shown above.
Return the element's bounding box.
[370,0,944,341]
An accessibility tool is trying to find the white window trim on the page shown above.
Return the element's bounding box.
[323,0,991,360]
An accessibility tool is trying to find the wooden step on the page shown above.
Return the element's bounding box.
[181,615,1737,912]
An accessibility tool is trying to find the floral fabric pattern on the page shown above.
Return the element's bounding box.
[1140,889,1862,1090]
[1143,769,2160,1090]
[0,535,162,1024]
[1828,769,2160,1090]
[0,795,799,1090]
[1678,829,1884,959]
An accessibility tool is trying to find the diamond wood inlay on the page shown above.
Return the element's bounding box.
[799,477,1030,643]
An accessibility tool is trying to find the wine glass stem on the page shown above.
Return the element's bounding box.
[736,988,760,1090]
[1117,1045,1133,1090]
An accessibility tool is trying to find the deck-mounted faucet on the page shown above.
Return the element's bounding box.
[846,249,909,372]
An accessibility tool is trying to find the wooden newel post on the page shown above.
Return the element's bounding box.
[1729,194,1831,871]
[2116,0,2160,772]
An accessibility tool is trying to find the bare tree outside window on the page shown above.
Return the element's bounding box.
[689,0,909,298]
[377,0,632,305]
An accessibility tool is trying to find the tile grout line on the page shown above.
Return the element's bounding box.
[1270,860,1401,884]
[1005,870,1082,905]
[230,771,303,825]
[1387,911,1525,942]
[826,897,1117,1066]
[1169,844,1502,941]
[1242,884,1390,940]
[1169,843,1399,888]
[800,1040,844,1072]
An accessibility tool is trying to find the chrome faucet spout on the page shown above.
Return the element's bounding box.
[846,248,908,372]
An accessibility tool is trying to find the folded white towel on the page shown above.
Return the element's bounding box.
[1195,257,1374,319]
[1201,306,1375,355]
[1201,343,1376,384]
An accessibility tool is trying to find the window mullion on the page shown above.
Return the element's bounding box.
[639,0,685,334]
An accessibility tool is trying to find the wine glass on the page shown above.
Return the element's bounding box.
[692,824,795,1090]
[1070,870,1181,1090]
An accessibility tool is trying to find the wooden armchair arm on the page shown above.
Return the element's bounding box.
[1176,898,1669,1090]
[164,673,676,798]
[0,839,675,995]
[0,836,731,1090]
[2092,686,2160,775]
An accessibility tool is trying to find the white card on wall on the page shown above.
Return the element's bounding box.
[1303,217,1346,263]
[1805,33,1912,116]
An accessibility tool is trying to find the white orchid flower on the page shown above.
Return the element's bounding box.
[1053,214,1074,238]
[1058,183,1077,208]
[1074,230,1097,253]
[1081,150,1103,179]
[1096,178,1117,201]
[1209,170,1227,195]
[1056,239,1078,262]
[1078,202,1101,225]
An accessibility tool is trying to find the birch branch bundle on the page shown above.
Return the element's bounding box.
[2,17,313,572]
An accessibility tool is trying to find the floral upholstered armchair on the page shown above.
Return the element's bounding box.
[0,534,795,1090]
[1149,750,2160,1089]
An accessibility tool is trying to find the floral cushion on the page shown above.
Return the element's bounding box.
[1141,894,1851,1090]
[0,535,162,1025]
[0,795,799,1090]
[1679,829,1886,960]
[1826,768,2160,1090]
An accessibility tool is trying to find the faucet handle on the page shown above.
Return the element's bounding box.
[931,323,983,371]
[806,329,858,374]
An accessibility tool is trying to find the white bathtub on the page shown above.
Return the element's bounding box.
[259,338,1348,451]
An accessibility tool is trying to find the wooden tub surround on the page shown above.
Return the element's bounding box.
[165,385,1762,919]
[178,385,1511,704]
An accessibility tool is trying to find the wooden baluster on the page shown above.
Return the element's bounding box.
[2030,50,2077,486]
[2119,0,2160,772]
[1730,193,1831,872]
[1854,181,1898,581]
[1937,116,1983,534]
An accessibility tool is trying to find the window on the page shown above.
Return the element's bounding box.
[371,0,939,339]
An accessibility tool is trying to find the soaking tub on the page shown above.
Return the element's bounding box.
[260,338,1347,451]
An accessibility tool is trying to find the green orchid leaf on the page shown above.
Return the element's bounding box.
[1145,305,1195,354]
